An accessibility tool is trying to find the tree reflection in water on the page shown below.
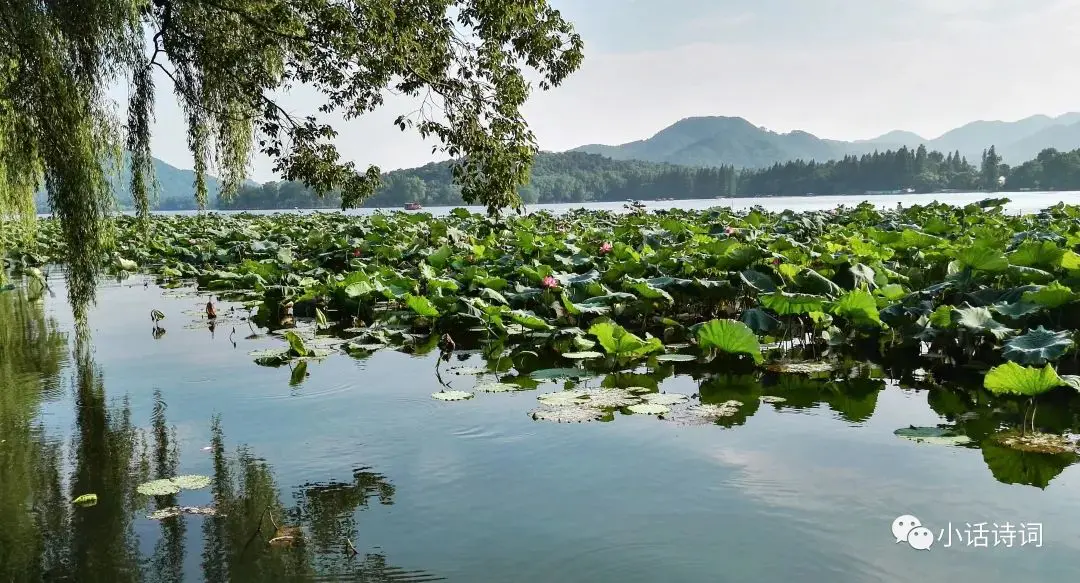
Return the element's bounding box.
[0,285,442,582]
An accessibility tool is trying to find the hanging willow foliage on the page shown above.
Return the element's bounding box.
[0,0,583,321]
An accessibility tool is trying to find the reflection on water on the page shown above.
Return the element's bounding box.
[4,275,1080,582]
[0,285,442,582]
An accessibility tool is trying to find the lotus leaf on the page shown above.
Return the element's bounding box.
[1022,282,1078,309]
[432,390,474,401]
[984,362,1067,396]
[955,246,1009,272]
[627,403,670,415]
[829,290,881,326]
[696,319,762,363]
[530,368,589,380]
[654,353,697,362]
[644,393,689,406]
[529,405,604,423]
[951,306,1015,339]
[588,321,664,358]
[537,391,589,406]
[894,426,972,446]
[561,351,604,360]
[580,389,640,408]
[1002,327,1074,365]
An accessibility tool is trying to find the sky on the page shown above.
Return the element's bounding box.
[126,0,1080,182]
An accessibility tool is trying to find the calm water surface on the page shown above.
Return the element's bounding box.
[36,190,1080,219]
[3,269,1080,582]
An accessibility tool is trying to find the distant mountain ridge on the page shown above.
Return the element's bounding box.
[570,112,1080,169]
[35,157,247,212]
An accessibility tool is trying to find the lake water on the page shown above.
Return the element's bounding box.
[4,259,1080,580]
[33,190,1080,219]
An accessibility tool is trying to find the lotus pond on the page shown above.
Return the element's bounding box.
[3,200,1080,582]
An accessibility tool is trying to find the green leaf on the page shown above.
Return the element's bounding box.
[290,360,309,386]
[561,351,604,360]
[984,362,1066,396]
[508,310,554,331]
[284,331,309,357]
[588,321,665,358]
[829,290,881,326]
[951,306,1015,339]
[404,294,440,317]
[1002,327,1074,365]
[793,268,845,297]
[739,270,777,293]
[1008,240,1064,268]
[529,368,590,380]
[314,307,328,328]
[624,278,673,302]
[955,246,1009,272]
[759,291,824,315]
[1022,282,1079,309]
[695,319,762,363]
[73,493,98,507]
[894,426,971,446]
[875,284,906,302]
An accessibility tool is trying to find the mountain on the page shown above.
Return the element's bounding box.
[571,112,1080,169]
[855,130,925,148]
[571,116,843,169]
[999,121,1080,162]
[35,157,236,212]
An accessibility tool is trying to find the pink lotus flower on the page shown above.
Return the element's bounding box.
[599,242,613,254]
[724,226,736,235]
[772,257,782,266]
[541,275,558,289]
[352,249,362,257]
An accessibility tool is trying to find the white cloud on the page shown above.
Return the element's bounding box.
[134,0,1080,180]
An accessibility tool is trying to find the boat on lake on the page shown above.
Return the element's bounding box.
[404,202,422,210]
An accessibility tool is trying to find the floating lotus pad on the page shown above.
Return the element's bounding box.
[654,353,698,362]
[450,367,489,375]
[687,403,741,419]
[760,396,787,404]
[537,391,589,406]
[528,405,605,423]
[473,382,526,393]
[431,390,474,401]
[561,351,605,360]
[136,475,211,496]
[580,389,640,408]
[627,403,670,415]
[765,361,835,374]
[643,393,689,406]
[148,505,219,520]
[894,426,972,446]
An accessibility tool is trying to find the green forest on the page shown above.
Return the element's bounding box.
[216,145,1080,210]
[136,146,1080,211]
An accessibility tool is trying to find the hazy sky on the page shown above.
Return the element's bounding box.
[128,0,1080,181]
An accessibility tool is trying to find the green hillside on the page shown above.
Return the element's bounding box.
[217,145,1080,210]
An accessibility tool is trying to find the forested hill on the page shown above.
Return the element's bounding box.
[217,146,1080,210]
